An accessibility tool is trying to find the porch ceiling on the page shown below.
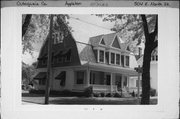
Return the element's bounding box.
[83,62,138,76]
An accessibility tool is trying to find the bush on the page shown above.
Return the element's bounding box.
[84,86,93,97]
[100,93,105,97]
[29,89,44,94]
[61,90,72,96]
[93,93,100,97]
[114,93,121,98]
[150,88,156,97]
[105,93,114,97]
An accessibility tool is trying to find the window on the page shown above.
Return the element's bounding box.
[76,71,85,84]
[156,55,158,61]
[52,31,64,44]
[39,79,46,85]
[116,54,120,65]
[125,56,129,67]
[106,75,111,85]
[106,52,109,64]
[136,80,142,87]
[65,49,71,62]
[42,59,46,65]
[111,53,115,64]
[90,72,96,84]
[121,55,124,66]
[94,50,98,61]
[57,56,63,63]
[99,50,104,62]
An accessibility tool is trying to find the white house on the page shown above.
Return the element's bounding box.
[33,27,141,95]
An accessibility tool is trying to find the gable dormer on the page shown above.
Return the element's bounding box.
[111,35,121,49]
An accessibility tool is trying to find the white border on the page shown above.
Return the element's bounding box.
[1,7,179,119]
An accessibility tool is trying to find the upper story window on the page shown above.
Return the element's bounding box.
[111,52,115,64]
[116,54,120,65]
[52,31,64,44]
[125,55,129,67]
[64,49,72,62]
[121,55,124,67]
[99,50,105,63]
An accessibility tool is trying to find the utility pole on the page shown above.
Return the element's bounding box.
[45,14,53,104]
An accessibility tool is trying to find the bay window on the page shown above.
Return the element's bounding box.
[111,52,115,64]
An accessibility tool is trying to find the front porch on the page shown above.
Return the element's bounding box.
[72,63,139,94]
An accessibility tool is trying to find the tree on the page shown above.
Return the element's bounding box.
[22,14,70,55]
[96,14,158,104]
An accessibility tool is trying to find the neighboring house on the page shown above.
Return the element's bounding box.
[33,30,140,95]
[136,47,158,95]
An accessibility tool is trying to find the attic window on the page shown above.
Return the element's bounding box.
[52,31,64,44]
[100,38,105,45]
[112,36,121,49]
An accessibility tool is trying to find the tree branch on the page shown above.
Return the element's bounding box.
[153,15,158,37]
[22,14,32,37]
[141,15,149,44]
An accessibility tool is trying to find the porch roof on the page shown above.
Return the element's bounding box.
[83,62,138,76]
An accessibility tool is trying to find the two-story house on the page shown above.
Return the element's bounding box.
[33,30,139,94]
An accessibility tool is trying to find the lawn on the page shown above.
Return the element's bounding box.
[22,93,157,105]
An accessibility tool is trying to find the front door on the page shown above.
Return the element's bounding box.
[115,75,122,91]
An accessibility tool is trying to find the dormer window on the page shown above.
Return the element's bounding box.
[125,55,129,67]
[99,50,105,63]
[52,31,64,44]
[116,54,120,65]
[121,55,124,67]
[111,52,115,64]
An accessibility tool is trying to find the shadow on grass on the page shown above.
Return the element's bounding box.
[49,97,157,105]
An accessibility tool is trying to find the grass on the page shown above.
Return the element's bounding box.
[22,92,157,105]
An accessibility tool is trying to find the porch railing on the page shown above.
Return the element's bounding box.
[91,84,117,93]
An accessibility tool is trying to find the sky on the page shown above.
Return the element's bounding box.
[22,14,115,65]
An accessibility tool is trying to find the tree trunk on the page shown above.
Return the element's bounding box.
[140,15,158,104]
[22,14,32,37]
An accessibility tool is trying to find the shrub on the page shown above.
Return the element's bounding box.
[105,93,114,97]
[84,86,93,97]
[61,90,72,96]
[114,93,121,98]
[100,93,105,97]
[93,93,100,97]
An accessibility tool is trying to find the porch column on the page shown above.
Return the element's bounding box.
[121,75,124,89]
[127,75,129,92]
[110,73,113,94]
[86,68,90,87]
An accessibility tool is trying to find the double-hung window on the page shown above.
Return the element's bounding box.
[111,52,115,64]
[116,54,120,65]
[99,50,105,63]
[125,56,129,67]
[76,71,85,84]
